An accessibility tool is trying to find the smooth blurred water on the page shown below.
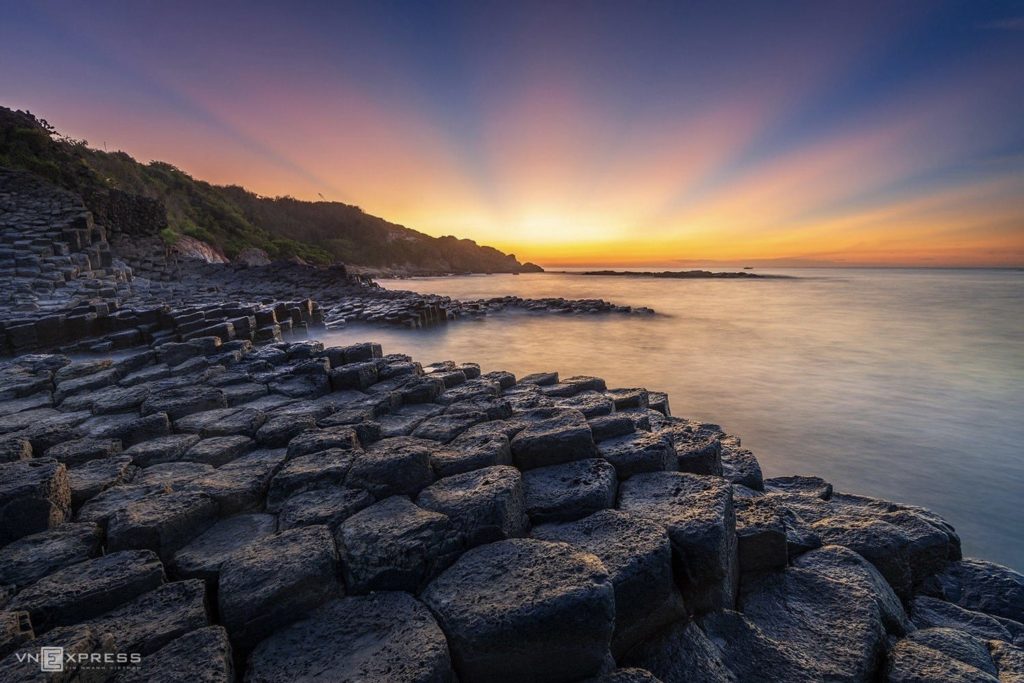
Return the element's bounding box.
[318,268,1024,570]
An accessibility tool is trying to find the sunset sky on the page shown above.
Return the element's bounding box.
[2,1,1023,267]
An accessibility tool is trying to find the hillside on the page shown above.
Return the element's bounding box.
[0,106,541,273]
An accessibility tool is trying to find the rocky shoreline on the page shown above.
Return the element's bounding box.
[0,335,1021,682]
[1,167,1023,682]
[0,168,651,356]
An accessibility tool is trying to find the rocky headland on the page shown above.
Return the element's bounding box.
[1,127,1022,683]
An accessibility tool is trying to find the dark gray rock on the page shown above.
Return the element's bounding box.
[347,437,435,498]
[0,611,32,660]
[219,525,340,653]
[765,475,833,499]
[522,458,617,524]
[597,431,676,479]
[589,414,636,442]
[554,390,614,418]
[142,386,227,421]
[0,458,71,545]
[85,411,171,447]
[277,486,375,531]
[434,432,512,477]
[0,623,117,683]
[8,550,164,632]
[920,559,1024,623]
[285,426,360,458]
[886,638,998,683]
[621,620,735,683]
[734,496,789,573]
[176,407,267,438]
[184,449,288,515]
[246,593,453,683]
[123,434,201,468]
[542,375,607,397]
[183,435,254,467]
[379,403,445,437]
[720,446,763,490]
[0,436,32,463]
[107,491,219,561]
[905,628,997,676]
[413,411,488,443]
[329,361,379,390]
[171,513,278,583]
[115,625,233,683]
[0,522,102,588]
[422,538,615,683]
[136,462,215,489]
[255,413,316,446]
[416,466,528,547]
[83,579,209,656]
[510,408,597,470]
[700,610,820,682]
[736,544,899,681]
[585,669,662,683]
[336,496,462,594]
[618,472,737,613]
[44,437,122,467]
[793,545,912,636]
[532,509,684,658]
[988,640,1024,681]
[266,449,355,512]
[912,595,1015,642]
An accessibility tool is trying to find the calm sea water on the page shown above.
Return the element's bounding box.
[318,268,1024,570]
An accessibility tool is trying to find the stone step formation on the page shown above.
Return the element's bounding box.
[0,335,1021,682]
[0,168,652,356]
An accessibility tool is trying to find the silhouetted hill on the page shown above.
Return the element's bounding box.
[0,106,542,273]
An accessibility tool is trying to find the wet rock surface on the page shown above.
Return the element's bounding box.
[0,209,1018,683]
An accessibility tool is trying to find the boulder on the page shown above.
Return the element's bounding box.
[246,593,453,683]
[589,414,636,442]
[176,407,267,438]
[336,496,463,594]
[905,628,998,676]
[116,625,233,683]
[0,623,117,682]
[510,408,597,470]
[597,431,676,479]
[422,538,615,683]
[85,412,171,447]
[700,610,818,682]
[171,513,278,583]
[0,522,102,588]
[522,458,617,524]
[920,559,1024,623]
[8,550,164,632]
[621,620,735,683]
[618,472,737,613]
[0,458,71,545]
[886,638,999,683]
[416,466,528,547]
[532,509,683,657]
[218,525,340,653]
[912,596,1016,642]
[347,437,435,498]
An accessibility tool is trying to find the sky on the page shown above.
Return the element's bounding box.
[2,1,1023,267]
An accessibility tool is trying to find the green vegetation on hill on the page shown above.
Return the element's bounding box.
[0,106,541,273]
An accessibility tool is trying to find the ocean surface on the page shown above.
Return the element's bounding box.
[318,268,1024,570]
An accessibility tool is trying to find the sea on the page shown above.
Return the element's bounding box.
[318,268,1024,570]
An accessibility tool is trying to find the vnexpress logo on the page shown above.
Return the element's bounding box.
[39,647,64,672]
